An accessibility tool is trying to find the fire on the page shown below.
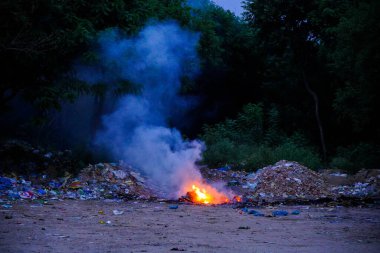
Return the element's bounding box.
[191,185,211,204]
[233,195,242,202]
[181,182,230,204]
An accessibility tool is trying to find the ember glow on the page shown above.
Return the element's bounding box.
[233,195,242,202]
[182,182,230,204]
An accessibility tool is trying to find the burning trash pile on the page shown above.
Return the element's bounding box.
[1,152,379,208]
[241,160,331,202]
[179,183,232,204]
[0,163,155,205]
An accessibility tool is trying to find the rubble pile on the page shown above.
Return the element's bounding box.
[242,160,331,202]
[77,163,154,200]
[200,166,247,192]
[1,148,379,207]
[330,169,380,197]
[0,163,155,206]
[200,161,379,203]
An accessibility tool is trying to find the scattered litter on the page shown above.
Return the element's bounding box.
[112,170,127,180]
[248,210,264,216]
[113,210,124,215]
[0,152,378,206]
[217,165,231,172]
[37,189,47,196]
[170,248,185,251]
[0,162,155,203]
[30,205,43,208]
[272,210,288,217]
[68,181,82,189]
[331,173,379,197]
[19,191,34,199]
[0,177,13,190]
[330,173,347,177]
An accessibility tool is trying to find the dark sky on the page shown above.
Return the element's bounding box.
[213,0,244,16]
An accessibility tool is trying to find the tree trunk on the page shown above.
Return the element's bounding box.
[302,70,327,162]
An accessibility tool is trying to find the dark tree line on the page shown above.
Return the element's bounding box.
[0,0,379,171]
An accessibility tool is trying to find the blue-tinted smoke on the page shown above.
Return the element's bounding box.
[76,21,204,198]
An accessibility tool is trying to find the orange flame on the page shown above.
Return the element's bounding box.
[233,195,242,202]
[192,185,211,204]
[183,182,230,204]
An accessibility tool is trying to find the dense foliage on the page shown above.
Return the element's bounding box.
[0,0,378,172]
[0,0,191,114]
[201,104,322,170]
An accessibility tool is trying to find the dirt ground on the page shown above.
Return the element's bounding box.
[0,200,379,253]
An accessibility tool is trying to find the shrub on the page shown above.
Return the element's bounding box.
[330,143,380,173]
[200,103,322,171]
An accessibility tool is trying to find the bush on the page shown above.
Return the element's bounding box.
[200,103,322,171]
[272,143,321,169]
[202,138,237,166]
[330,157,353,170]
[330,143,380,173]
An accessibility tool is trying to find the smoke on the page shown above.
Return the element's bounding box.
[76,21,204,198]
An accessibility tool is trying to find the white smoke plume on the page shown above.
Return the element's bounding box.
[77,21,204,198]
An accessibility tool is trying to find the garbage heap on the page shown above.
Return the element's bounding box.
[328,169,380,198]
[200,166,247,188]
[77,163,154,200]
[242,160,331,202]
[0,163,155,202]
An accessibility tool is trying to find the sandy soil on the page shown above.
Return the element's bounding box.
[0,200,379,253]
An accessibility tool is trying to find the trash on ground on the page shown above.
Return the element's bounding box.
[112,210,124,215]
[272,210,289,217]
[0,148,378,205]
